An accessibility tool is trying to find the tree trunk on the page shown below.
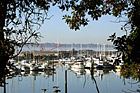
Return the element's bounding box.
[0,56,9,79]
[0,1,8,79]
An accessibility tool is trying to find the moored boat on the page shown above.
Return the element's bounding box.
[71,59,84,69]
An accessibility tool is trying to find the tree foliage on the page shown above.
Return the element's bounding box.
[0,0,52,59]
[0,0,53,75]
[60,0,140,64]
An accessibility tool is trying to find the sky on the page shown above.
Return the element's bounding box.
[38,6,126,45]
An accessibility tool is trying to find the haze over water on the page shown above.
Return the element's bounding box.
[22,43,115,52]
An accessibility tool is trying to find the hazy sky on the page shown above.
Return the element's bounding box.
[38,6,126,45]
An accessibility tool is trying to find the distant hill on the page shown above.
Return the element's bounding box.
[38,43,113,48]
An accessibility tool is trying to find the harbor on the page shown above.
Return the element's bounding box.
[0,45,127,93]
[0,42,129,93]
[0,0,139,93]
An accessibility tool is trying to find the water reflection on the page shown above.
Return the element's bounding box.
[0,64,140,93]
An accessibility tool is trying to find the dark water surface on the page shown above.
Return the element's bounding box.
[0,64,140,93]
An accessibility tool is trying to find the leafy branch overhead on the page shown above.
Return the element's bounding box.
[0,0,52,58]
[60,0,140,64]
[60,0,133,30]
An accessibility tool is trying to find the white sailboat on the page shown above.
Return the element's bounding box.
[71,59,84,69]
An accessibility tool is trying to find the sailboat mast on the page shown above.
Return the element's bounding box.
[104,44,106,56]
[33,40,35,62]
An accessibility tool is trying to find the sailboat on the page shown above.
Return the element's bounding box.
[71,59,85,69]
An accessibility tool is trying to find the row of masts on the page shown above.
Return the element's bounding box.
[41,42,115,55]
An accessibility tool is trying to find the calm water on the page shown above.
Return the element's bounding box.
[1,65,140,93]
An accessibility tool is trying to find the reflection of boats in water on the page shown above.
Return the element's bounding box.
[29,70,56,77]
[6,69,56,80]
[5,63,136,93]
[85,68,118,81]
[113,68,121,76]
[71,67,86,75]
[86,69,104,77]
